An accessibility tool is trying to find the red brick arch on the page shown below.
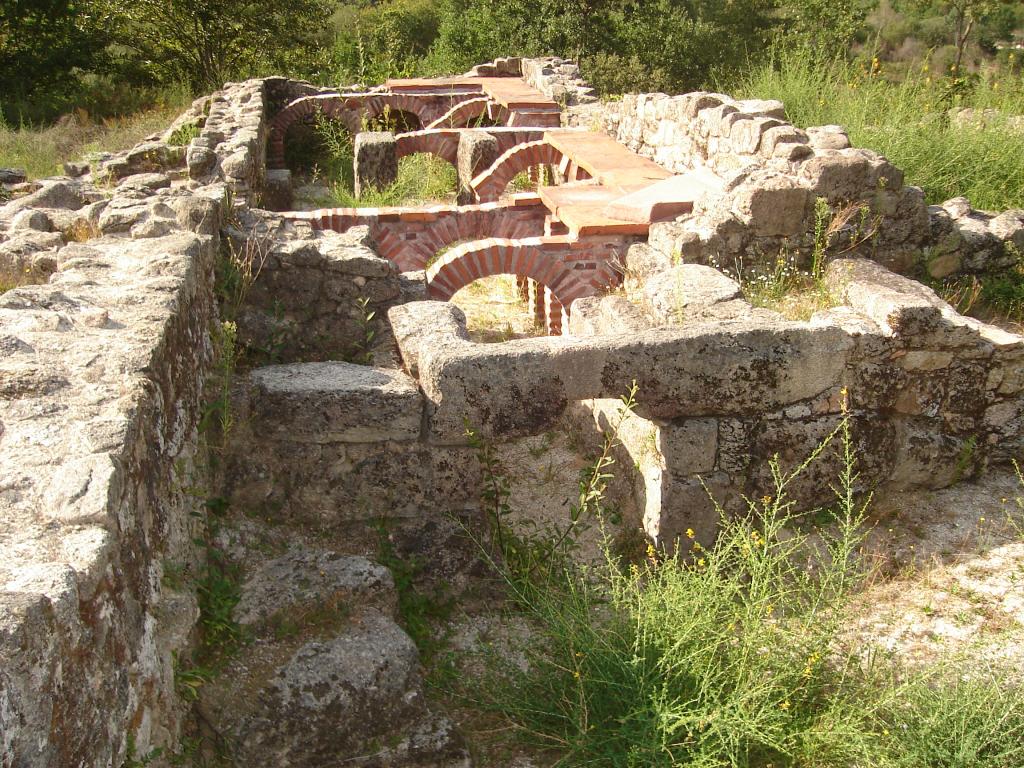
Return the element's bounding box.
[360,94,434,130]
[267,95,360,168]
[425,238,597,309]
[394,130,461,169]
[427,96,494,129]
[289,199,550,272]
[470,140,566,202]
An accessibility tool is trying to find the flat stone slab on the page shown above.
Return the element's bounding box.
[248,362,423,443]
[545,129,672,189]
[603,170,724,224]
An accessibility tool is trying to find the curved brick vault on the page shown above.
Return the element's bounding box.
[424,236,622,312]
[471,140,569,203]
[268,93,472,168]
[426,96,496,129]
[291,198,550,271]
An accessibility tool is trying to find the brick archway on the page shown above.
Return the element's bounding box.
[427,96,494,129]
[470,140,566,202]
[425,237,615,307]
[267,95,361,168]
[359,94,434,130]
[394,130,461,169]
[268,93,460,169]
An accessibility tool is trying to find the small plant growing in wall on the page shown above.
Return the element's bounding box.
[346,295,377,365]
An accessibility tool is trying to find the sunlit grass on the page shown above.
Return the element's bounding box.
[734,50,1024,211]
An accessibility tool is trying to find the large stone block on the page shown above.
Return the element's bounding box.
[354,131,397,198]
[246,362,423,444]
[457,131,498,204]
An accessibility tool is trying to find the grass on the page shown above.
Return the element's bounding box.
[935,258,1024,331]
[734,48,1024,211]
[452,275,545,343]
[0,101,190,181]
[460,400,1024,767]
[297,113,458,208]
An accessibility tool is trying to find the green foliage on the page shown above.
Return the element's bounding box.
[168,121,201,147]
[465,382,637,588]
[0,97,188,179]
[96,0,331,90]
[0,0,111,122]
[374,517,453,661]
[332,0,443,83]
[347,296,377,365]
[465,403,1024,767]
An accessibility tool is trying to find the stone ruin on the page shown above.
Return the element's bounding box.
[1,56,1023,766]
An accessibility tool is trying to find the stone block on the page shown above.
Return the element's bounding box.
[354,131,397,198]
[731,171,811,237]
[659,418,718,474]
[247,362,423,443]
[643,264,742,323]
[263,168,294,211]
[457,130,498,205]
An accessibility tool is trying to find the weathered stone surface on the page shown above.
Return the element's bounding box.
[9,208,52,232]
[458,131,499,204]
[234,550,394,628]
[0,229,219,766]
[805,125,851,150]
[203,609,470,768]
[246,361,423,443]
[659,418,718,475]
[117,172,172,192]
[0,168,27,184]
[402,302,852,442]
[643,263,742,322]
[354,131,398,197]
[263,168,294,210]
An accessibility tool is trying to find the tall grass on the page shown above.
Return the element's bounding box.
[466,404,1024,767]
[0,98,190,180]
[733,49,1024,211]
[311,114,457,207]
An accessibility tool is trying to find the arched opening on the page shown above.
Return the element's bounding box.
[451,275,546,343]
[364,107,421,134]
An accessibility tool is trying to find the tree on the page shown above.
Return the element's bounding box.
[912,0,1019,72]
[777,0,872,59]
[0,0,110,120]
[101,0,331,91]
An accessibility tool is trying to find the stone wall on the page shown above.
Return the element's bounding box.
[223,210,406,364]
[0,226,219,765]
[575,92,1024,278]
[223,361,479,527]
[389,255,1024,544]
[0,79,273,768]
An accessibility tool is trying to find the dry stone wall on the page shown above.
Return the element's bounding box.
[0,80,271,767]
[576,92,1024,279]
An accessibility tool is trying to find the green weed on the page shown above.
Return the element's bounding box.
[168,121,201,147]
[374,517,453,662]
[463,396,1024,767]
